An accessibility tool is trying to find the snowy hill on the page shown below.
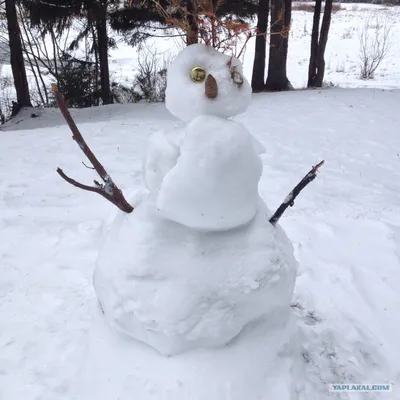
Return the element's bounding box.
[1,88,400,399]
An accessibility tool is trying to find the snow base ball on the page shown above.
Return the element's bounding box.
[93,43,298,356]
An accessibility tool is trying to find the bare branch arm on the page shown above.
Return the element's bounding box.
[53,85,134,213]
[57,168,105,194]
[269,160,325,226]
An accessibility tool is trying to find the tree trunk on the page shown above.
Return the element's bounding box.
[186,0,199,45]
[91,24,101,106]
[95,2,113,104]
[5,0,32,111]
[308,0,332,87]
[307,0,322,87]
[265,0,292,91]
[251,0,270,92]
[313,0,333,87]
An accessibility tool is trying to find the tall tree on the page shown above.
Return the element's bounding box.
[265,0,292,91]
[5,0,32,112]
[307,0,333,87]
[186,0,199,45]
[92,0,113,104]
[251,0,270,92]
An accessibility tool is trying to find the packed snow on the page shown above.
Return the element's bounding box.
[93,44,298,367]
[78,307,298,400]
[156,115,263,230]
[94,193,297,355]
[165,44,252,121]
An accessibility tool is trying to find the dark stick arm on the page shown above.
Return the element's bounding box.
[269,160,324,226]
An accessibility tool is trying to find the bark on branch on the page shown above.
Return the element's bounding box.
[52,84,134,213]
[269,160,325,226]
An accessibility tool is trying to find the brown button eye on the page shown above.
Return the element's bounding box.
[190,66,207,83]
[232,71,244,87]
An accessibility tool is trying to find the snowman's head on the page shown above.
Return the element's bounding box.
[165,44,252,122]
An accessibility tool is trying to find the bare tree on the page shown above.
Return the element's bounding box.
[153,0,254,55]
[359,12,392,80]
[307,0,333,88]
[135,47,171,102]
[18,4,49,106]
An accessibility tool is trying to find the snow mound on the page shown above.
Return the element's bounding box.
[156,115,262,230]
[166,44,252,122]
[93,197,297,356]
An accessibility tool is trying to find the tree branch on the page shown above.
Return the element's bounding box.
[82,161,95,170]
[269,160,325,226]
[52,85,134,213]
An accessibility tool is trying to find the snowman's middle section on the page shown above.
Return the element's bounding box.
[156,115,263,231]
[93,115,298,356]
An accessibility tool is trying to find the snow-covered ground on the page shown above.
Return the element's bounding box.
[1,87,400,399]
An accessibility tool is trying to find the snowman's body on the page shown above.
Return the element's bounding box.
[93,44,298,357]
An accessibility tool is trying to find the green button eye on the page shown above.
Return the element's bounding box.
[232,71,244,87]
[190,66,207,83]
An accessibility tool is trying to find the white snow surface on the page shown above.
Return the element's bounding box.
[165,44,252,122]
[78,307,297,400]
[143,129,182,193]
[1,88,400,399]
[96,47,296,355]
[94,194,297,355]
[156,115,263,230]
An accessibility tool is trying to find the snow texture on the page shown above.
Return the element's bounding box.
[143,129,182,193]
[143,124,266,199]
[77,306,297,400]
[156,115,263,230]
[165,44,252,122]
[1,87,400,400]
[94,196,297,355]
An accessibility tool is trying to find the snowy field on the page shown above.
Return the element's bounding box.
[108,3,400,90]
[1,87,400,399]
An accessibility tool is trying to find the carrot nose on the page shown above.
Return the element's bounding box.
[205,74,218,99]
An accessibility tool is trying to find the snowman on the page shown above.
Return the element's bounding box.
[93,43,298,357]
[52,44,395,400]
[76,44,299,399]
